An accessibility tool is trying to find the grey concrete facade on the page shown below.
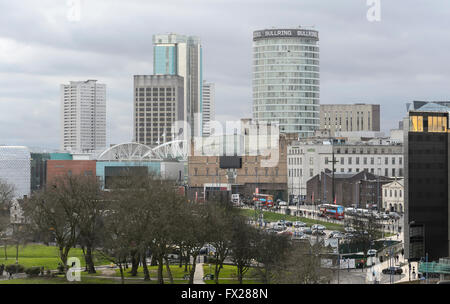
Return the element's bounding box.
[320,104,380,136]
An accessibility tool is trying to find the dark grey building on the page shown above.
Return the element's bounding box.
[404,101,450,262]
[133,75,184,146]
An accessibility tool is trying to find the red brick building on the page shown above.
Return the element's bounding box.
[46,160,96,185]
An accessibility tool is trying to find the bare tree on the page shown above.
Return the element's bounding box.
[0,180,15,260]
[229,215,259,284]
[23,176,83,269]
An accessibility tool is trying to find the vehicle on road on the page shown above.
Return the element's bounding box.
[318,204,345,220]
[285,221,293,227]
[367,249,377,256]
[382,266,403,275]
[278,200,288,206]
[388,212,401,220]
[293,221,307,228]
[253,193,274,208]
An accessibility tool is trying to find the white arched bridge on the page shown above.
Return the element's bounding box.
[97,140,188,162]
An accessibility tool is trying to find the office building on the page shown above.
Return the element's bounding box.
[320,103,380,136]
[252,28,320,137]
[153,33,203,137]
[202,81,215,137]
[60,80,106,153]
[404,101,450,262]
[133,75,184,146]
[320,104,380,136]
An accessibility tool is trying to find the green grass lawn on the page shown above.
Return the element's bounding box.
[0,244,109,270]
[202,263,262,284]
[240,209,345,231]
[113,265,192,279]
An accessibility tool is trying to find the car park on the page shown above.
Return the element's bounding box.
[382,266,403,275]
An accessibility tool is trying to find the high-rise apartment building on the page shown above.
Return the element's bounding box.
[202,81,215,137]
[153,33,203,137]
[404,101,450,262]
[133,75,184,146]
[252,28,320,138]
[60,80,106,153]
[320,104,380,136]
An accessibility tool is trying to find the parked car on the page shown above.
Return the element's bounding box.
[329,231,343,238]
[285,221,293,227]
[389,212,401,220]
[312,230,326,236]
[382,266,403,275]
[302,228,313,235]
[293,221,307,228]
[344,227,356,233]
[367,249,377,256]
[312,224,326,231]
[278,201,288,206]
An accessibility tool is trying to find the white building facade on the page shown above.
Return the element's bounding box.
[287,140,404,199]
[382,179,404,213]
[60,80,106,153]
[201,81,215,137]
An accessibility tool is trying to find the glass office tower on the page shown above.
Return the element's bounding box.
[252,28,320,138]
[153,33,203,137]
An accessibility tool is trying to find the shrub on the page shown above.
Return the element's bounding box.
[5,264,25,276]
[25,267,42,277]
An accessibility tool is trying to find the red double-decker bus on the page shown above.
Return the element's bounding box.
[253,194,274,208]
[318,204,345,220]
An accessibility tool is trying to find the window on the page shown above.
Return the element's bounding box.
[385,157,388,165]
[309,158,314,165]
[390,190,392,197]
[325,157,329,164]
[392,157,395,165]
[364,157,367,165]
[392,168,396,176]
[348,157,352,165]
[370,158,374,165]
[399,157,402,165]
[399,190,402,197]
[341,157,344,165]
[194,168,198,176]
[356,157,360,165]
[410,115,423,132]
[310,169,314,177]
[385,168,388,176]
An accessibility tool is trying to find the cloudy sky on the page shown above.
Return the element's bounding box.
[1,0,449,150]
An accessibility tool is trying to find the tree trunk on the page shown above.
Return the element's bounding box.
[157,255,164,284]
[189,254,197,284]
[15,242,19,263]
[184,253,189,272]
[142,252,150,281]
[85,246,96,274]
[118,264,125,285]
[237,265,243,284]
[4,242,7,260]
[164,256,174,284]
[130,252,139,276]
[81,246,88,272]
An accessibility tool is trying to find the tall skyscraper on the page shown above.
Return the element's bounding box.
[153,33,203,138]
[252,28,320,138]
[133,75,184,146]
[202,81,215,137]
[405,101,450,262]
[60,80,106,153]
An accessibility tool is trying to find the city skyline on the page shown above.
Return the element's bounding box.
[1,0,450,149]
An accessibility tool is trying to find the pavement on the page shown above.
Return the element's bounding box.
[193,262,205,284]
